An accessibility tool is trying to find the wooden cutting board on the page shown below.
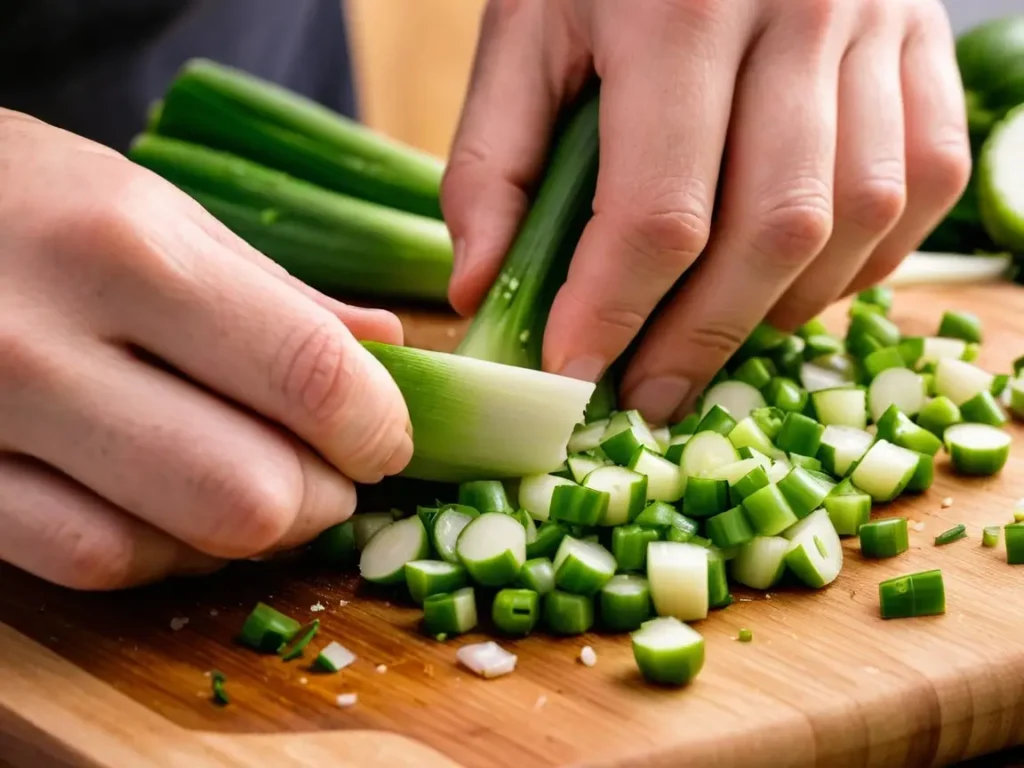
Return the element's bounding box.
[3,284,1024,768]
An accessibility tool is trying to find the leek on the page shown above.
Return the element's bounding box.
[363,342,594,482]
[129,134,452,303]
[153,59,444,219]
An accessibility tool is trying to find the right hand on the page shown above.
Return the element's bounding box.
[0,111,413,590]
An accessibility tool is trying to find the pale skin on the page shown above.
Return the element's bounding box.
[0,0,970,590]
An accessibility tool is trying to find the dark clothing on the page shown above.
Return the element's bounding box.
[0,0,357,151]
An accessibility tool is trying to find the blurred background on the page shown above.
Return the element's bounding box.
[346,0,1022,159]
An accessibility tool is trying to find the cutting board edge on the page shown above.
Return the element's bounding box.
[4,619,1023,768]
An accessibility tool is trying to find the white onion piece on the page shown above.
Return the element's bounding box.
[456,641,517,679]
[318,641,356,672]
[884,252,1011,287]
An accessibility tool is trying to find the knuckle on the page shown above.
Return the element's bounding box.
[686,321,748,358]
[754,183,833,264]
[194,463,299,558]
[592,300,649,338]
[620,197,711,276]
[800,0,841,36]
[0,330,46,393]
[910,137,972,204]
[273,318,356,428]
[63,524,136,591]
[838,173,907,233]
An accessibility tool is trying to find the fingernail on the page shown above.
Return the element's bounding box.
[452,237,466,278]
[626,376,692,425]
[558,356,606,383]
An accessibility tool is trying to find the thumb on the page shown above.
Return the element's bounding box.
[440,0,575,316]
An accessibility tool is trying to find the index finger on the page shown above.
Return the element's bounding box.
[541,2,753,383]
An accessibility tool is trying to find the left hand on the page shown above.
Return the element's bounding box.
[441,0,971,424]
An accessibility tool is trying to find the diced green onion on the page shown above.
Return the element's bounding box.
[456,513,527,586]
[352,512,394,551]
[817,425,874,477]
[423,587,478,636]
[647,541,709,621]
[582,465,648,525]
[991,374,1011,397]
[916,396,963,437]
[1010,378,1024,420]
[612,524,661,572]
[210,671,229,706]
[857,286,893,312]
[868,368,925,422]
[934,358,995,406]
[628,447,686,502]
[810,387,868,429]
[417,506,441,532]
[1005,523,1024,564]
[550,483,609,526]
[311,521,357,569]
[702,381,767,422]
[567,420,610,454]
[805,334,846,358]
[316,641,356,673]
[281,619,320,662]
[878,570,945,619]
[731,536,789,590]
[706,548,732,608]
[824,489,872,537]
[775,412,825,456]
[404,560,469,604]
[600,574,652,632]
[729,464,772,502]
[737,628,753,643]
[706,506,756,549]
[797,317,831,339]
[937,310,982,344]
[683,476,730,518]
[727,417,780,457]
[553,537,617,596]
[358,517,430,584]
[517,557,556,595]
[934,524,967,546]
[742,483,799,536]
[774,336,807,379]
[566,454,609,484]
[432,506,478,564]
[733,357,776,390]
[875,405,943,456]
[631,617,705,687]
[680,431,742,481]
[669,413,701,437]
[491,589,540,636]
[848,311,900,355]
[543,590,595,635]
[944,423,1012,476]
[633,501,677,529]
[695,404,739,437]
[458,480,512,515]
[239,603,301,653]
[782,509,843,588]
[859,518,909,558]
[600,410,661,465]
[777,467,830,520]
[959,390,1008,426]
[904,451,935,493]
[519,473,578,522]
[898,336,925,367]
[850,440,920,502]
[864,347,907,379]
[982,526,1000,548]
[788,453,823,472]
[751,407,786,441]
[765,377,809,413]
[800,354,858,392]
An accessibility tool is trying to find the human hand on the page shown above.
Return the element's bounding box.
[442,0,971,423]
[0,111,412,589]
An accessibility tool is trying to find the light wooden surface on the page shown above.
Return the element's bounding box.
[345,0,486,158]
[2,284,1024,768]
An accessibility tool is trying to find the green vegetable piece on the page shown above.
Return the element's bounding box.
[239,603,301,653]
[612,524,660,572]
[705,506,755,549]
[600,574,652,632]
[959,390,1008,427]
[982,526,1000,548]
[491,589,540,636]
[878,570,945,619]
[544,590,595,635]
[683,476,730,518]
[742,483,799,536]
[527,521,569,559]
[695,404,738,437]
[1005,523,1024,565]
[631,617,705,686]
[765,377,809,413]
[733,357,776,390]
[211,671,229,706]
[775,412,825,456]
[281,620,320,662]
[859,518,909,559]
[517,557,556,595]
[934,524,967,547]
[737,628,753,643]
[856,286,893,313]
[458,480,512,515]
[311,521,357,569]
[423,587,478,636]
[937,310,982,344]
[916,396,962,437]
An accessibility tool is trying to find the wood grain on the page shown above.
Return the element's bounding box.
[2,283,1024,768]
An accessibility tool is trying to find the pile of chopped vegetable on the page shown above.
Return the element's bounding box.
[287,289,1023,689]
